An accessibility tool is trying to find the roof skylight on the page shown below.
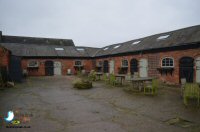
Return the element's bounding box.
[114,45,120,49]
[77,48,85,51]
[104,47,109,50]
[157,35,170,40]
[132,41,141,45]
[55,48,64,51]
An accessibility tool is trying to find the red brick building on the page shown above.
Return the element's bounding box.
[0,25,200,84]
[0,46,10,68]
[0,32,10,68]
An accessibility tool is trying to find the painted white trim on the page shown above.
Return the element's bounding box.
[121,59,128,67]
[161,57,174,68]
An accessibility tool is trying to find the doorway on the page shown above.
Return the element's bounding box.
[196,57,200,83]
[45,61,54,76]
[109,60,115,74]
[139,59,148,77]
[130,58,138,75]
[103,60,109,73]
[54,61,62,75]
[9,56,22,82]
[179,57,194,83]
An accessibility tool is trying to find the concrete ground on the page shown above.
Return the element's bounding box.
[0,76,200,132]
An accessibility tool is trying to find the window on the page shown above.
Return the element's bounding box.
[96,61,102,67]
[161,57,174,67]
[157,35,170,40]
[28,61,39,67]
[74,60,82,66]
[114,45,120,49]
[55,48,64,51]
[132,41,141,45]
[121,60,128,67]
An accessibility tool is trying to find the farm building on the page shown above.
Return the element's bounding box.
[0,32,11,84]
[0,25,200,84]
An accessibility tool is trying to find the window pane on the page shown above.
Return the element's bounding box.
[122,60,128,67]
[162,58,174,67]
[75,61,82,65]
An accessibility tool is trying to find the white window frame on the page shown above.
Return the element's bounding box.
[161,57,174,68]
[28,60,39,67]
[97,61,102,67]
[121,59,128,67]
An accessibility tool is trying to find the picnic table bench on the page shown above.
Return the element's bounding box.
[130,77,155,91]
[95,72,103,80]
[115,74,126,85]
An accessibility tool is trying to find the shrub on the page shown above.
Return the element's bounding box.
[88,70,96,81]
[109,73,116,85]
[183,83,200,106]
[73,79,93,89]
[103,74,110,84]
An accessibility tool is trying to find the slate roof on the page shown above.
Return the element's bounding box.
[2,35,75,46]
[0,43,100,57]
[0,25,200,58]
[0,35,100,57]
[94,25,200,57]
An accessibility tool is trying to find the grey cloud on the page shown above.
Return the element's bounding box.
[0,0,200,47]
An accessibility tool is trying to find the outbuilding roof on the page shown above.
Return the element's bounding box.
[0,35,100,57]
[2,35,75,46]
[0,25,200,58]
[94,25,200,57]
[0,43,100,58]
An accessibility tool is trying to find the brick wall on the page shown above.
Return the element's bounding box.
[21,58,93,76]
[95,48,200,84]
[0,46,10,68]
[20,48,200,84]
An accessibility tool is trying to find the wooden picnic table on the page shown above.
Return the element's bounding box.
[130,77,155,91]
[115,74,126,85]
[95,72,103,80]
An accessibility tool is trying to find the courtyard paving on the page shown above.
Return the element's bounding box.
[0,76,200,132]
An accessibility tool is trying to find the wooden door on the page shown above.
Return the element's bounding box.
[109,60,115,74]
[196,57,200,83]
[54,61,62,75]
[139,59,148,77]
[179,57,194,83]
[45,61,54,76]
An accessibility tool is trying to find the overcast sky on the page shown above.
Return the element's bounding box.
[0,0,200,47]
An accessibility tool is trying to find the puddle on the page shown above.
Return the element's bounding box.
[165,117,194,128]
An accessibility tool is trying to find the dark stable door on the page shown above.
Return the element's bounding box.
[130,59,138,75]
[103,60,109,73]
[179,57,194,83]
[9,56,22,82]
[45,61,54,76]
